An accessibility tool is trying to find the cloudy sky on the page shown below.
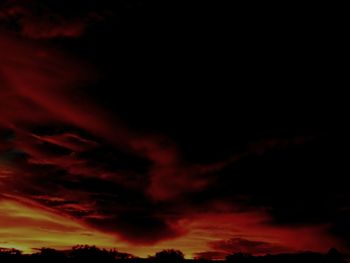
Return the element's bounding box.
[0,0,346,260]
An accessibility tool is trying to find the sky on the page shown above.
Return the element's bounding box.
[0,0,347,260]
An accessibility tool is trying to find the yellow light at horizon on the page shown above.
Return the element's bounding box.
[0,198,119,254]
[0,198,344,258]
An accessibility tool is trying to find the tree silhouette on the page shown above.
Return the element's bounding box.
[34,248,67,263]
[326,248,347,263]
[0,248,22,263]
[70,245,117,263]
[226,253,253,263]
[0,248,22,256]
[154,249,185,263]
[0,245,349,263]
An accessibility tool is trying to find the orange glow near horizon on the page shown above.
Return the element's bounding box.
[0,197,343,258]
[0,198,118,253]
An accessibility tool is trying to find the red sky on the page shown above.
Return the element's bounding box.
[0,2,348,259]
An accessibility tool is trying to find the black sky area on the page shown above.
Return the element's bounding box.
[42,0,346,208]
[63,1,342,165]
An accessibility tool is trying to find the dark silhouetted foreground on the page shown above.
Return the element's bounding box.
[0,246,347,263]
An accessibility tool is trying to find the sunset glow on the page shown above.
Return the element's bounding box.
[0,198,118,253]
[0,2,348,260]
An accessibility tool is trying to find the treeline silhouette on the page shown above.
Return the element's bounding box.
[0,246,347,263]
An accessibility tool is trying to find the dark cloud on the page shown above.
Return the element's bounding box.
[188,132,350,246]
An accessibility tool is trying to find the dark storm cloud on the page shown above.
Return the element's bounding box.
[0,31,188,244]
[0,125,180,244]
[189,131,350,245]
[3,112,342,246]
[0,122,221,243]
